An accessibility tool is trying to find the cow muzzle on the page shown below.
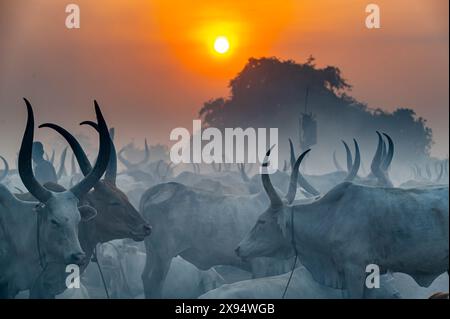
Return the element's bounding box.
[67,252,87,266]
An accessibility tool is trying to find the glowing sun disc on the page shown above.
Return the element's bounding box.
[214,36,230,54]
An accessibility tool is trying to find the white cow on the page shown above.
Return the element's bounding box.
[200,265,401,299]
[236,149,449,298]
[0,99,110,298]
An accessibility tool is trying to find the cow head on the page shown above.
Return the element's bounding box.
[40,120,152,244]
[20,98,110,265]
[86,180,151,242]
[235,148,310,260]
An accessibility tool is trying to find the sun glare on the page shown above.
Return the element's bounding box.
[214,36,230,54]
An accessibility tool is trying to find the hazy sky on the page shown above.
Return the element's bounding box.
[0,0,448,163]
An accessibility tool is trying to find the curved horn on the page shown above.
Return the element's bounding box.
[71,154,78,176]
[342,140,353,173]
[286,149,311,204]
[118,139,149,168]
[288,139,296,170]
[381,133,394,171]
[261,146,283,208]
[135,139,150,166]
[344,139,360,182]
[50,149,55,165]
[370,131,384,176]
[435,163,444,183]
[39,123,92,175]
[69,101,111,199]
[80,121,117,185]
[0,155,9,182]
[238,163,250,182]
[118,145,133,169]
[19,99,52,203]
[282,160,287,172]
[289,140,320,196]
[333,151,344,171]
[425,164,432,180]
[56,147,68,180]
[164,162,174,181]
[211,162,221,173]
[415,164,423,179]
[14,187,24,194]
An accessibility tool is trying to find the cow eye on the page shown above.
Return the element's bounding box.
[258,220,266,225]
[109,202,120,206]
[50,219,60,227]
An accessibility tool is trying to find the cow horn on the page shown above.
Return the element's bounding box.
[39,124,93,176]
[56,147,68,180]
[261,146,283,208]
[435,163,444,183]
[289,140,320,196]
[211,162,221,173]
[19,99,53,203]
[238,163,250,182]
[79,121,117,185]
[342,140,353,173]
[0,155,9,182]
[415,164,423,179]
[344,139,360,182]
[288,139,296,170]
[156,160,172,181]
[50,149,55,165]
[71,154,78,176]
[381,133,394,171]
[425,164,432,180]
[333,151,344,171]
[118,139,149,168]
[286,149,311,204]
[411,165,417,179]
[14,187,24,194]
[118,145,133,169]
[370,131,384,177]
[69,101,111,199]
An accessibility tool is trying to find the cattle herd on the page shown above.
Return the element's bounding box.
[0,99,448,299]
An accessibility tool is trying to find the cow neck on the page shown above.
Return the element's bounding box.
[1,198,38,260]
[36,208,46,268]
[78,217,97,264]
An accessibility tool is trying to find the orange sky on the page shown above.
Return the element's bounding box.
[0,0,448,161]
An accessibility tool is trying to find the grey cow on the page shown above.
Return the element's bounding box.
[236,149,449,298]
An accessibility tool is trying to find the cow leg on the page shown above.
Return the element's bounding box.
[344,265,366,299]
[142,242,172,299]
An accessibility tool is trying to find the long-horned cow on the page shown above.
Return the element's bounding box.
[236,148,449,298]
[19,119,152,297]
[0,98,110,298]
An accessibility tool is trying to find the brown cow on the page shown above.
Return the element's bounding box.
[15,120,151,298]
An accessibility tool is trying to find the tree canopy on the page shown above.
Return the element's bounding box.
[199,57,433,174]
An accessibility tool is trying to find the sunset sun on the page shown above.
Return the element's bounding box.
[214,36,230,54]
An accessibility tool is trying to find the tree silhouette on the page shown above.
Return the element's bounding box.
[199,57,433,174]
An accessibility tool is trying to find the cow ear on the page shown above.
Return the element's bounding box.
[79,205,97,221]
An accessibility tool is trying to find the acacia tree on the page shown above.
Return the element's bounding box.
[199,57,433,174]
